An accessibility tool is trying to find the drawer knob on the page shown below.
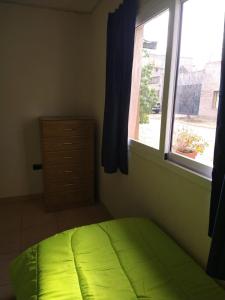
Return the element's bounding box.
[64,170,72,173]
[64,156,72,159]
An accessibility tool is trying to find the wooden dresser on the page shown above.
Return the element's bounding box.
[40,117,95,211]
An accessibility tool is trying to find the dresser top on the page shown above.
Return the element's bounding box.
[40,116,95,121]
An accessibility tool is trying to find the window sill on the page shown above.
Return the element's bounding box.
[129,139,211,191]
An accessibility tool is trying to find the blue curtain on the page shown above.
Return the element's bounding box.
[207,22,225,280]
[101,0,138,174]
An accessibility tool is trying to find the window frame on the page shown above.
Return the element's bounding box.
[166,0,218,178]
[130,0,173,158]
[212,91,219,110]
[129,0,222,179]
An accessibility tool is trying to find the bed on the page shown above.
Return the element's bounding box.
[11,218,225,299]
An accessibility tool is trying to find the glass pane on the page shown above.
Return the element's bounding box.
[171,0,225,167]
[129,10,169,149]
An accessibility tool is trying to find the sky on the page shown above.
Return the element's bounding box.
[143,0,225,69]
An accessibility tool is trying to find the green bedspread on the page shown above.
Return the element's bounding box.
[11,218,225,299]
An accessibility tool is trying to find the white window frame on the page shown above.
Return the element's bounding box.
[130,0,173,161]
[129,0,219,179]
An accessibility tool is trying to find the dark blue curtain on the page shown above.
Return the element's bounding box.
[207,22,225,280]
[101,0,138,174]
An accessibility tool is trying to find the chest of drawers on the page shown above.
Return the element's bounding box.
[40,117,95,211]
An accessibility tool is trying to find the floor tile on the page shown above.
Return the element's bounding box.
[85,204,112,222]
[0,253,18,286]
[57,203,112,232]
[21,198,57,230]
[0,228,21,255]
[0,202,22,232]
[21,220,58,251]
[0,284,14,300]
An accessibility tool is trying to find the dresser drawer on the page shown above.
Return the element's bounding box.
[44,164,94,181]
[44,170,94,188]
[43,149,93,165]
[42,136,93,152]
[44,177,93,193]
[41,120,94,138]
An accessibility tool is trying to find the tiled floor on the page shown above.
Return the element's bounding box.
[0,198,112,299]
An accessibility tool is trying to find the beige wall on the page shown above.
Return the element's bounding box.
[91,1,212,268]
[0,3,92,198]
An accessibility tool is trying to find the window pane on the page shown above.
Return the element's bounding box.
[171,0,225,167]
[129,10,169,149]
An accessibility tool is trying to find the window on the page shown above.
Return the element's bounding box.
[129,0,225,178]
[171,0,224,170]
[129,10,169,149]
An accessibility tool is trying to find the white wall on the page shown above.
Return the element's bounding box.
[0,3,92,198]
[91,0,212,268]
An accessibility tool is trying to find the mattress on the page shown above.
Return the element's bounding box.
[11,218,225,299]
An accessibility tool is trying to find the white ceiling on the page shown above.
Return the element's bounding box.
[1,0,101,13]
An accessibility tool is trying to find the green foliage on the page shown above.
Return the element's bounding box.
[139,50,159,124]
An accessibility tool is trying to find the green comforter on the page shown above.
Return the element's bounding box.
[11,218,225,299]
